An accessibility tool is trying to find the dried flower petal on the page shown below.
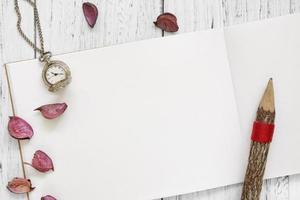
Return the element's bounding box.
[41,195,57,200]
[83,2,98,28]
[7,178,34,194]
[34,103,68,119]
[154,12,179,32]
[8,116,34,140]
[32,150,54,173]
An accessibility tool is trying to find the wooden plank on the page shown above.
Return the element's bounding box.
[289,174,300,199]
[38,0,163,54]
[0,0,36,199]
[222,0,248,26]
[164,0,223,34]
[263,177,289,200]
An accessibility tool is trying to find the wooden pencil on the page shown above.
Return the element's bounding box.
[241,78,275,200]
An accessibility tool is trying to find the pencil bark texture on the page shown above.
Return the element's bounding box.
[241,141,270,200]
[241,81,275,200]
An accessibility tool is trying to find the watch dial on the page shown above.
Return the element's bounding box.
[45,65,67,84]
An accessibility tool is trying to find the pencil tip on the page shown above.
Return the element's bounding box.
[259,79,275,112]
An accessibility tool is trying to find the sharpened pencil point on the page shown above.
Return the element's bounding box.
[259,79,275,112]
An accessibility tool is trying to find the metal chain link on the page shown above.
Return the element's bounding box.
[14,0,46,55]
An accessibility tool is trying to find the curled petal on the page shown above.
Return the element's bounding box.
[7,178,34,194]
[41,195,57,200]
[32,150,54,173]
[35,103,68,119]
[83,2,98,28]
[8,116,34,140]
[154,12,179,32]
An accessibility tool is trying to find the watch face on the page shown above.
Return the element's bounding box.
[42,60,71,92]
[45,64,67,85]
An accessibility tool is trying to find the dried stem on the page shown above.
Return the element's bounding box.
[5,65,30,200]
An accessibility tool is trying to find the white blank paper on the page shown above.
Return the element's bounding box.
[225,14,300,178]
[5,30,242,199]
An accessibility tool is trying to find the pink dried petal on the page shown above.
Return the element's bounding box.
[35,103,68,119]
[7,178,34,194]
[83,2,98,28]
[32,150,54,173]
[154,12,179,32]
[41,195,57,200]
[8,116,34,140]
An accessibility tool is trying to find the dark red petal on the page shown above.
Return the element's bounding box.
[83,2,98,28]
[34,103,68,119]
[32,150,54,173]
[154,12,179,32]
[41,195,57,200]
[7,178,34,194]
[8,116,34,140]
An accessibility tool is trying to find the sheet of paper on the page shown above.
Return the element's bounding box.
[225,13,300,178]
[5,30,243,199]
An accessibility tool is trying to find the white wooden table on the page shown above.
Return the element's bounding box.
[1,0,300,199]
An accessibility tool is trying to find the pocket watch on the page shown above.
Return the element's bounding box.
[41,53,72,92]
[15,0,72,92]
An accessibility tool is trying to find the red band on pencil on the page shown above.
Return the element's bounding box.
[251,121,275,143]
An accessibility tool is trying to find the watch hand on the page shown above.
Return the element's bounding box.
[51,72,64,76]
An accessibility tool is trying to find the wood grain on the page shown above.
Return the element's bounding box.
[38,0,162,54]
[0,0,300,199]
